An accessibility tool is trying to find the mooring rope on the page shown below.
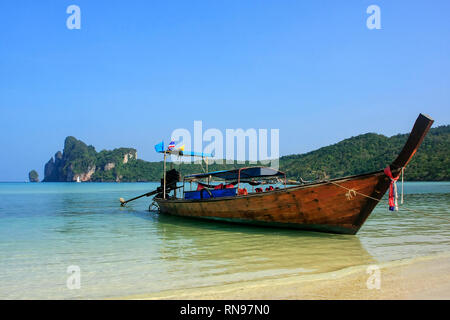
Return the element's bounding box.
[328,181,382,202]
[328,180,450,223]
[401,167,404,205]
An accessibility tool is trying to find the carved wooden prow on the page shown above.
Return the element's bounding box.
[390,113,434,173]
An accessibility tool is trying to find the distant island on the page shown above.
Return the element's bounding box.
[28,170,39,182]
[40,125,449,182]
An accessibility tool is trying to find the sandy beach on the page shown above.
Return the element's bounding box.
[125,253,450,300]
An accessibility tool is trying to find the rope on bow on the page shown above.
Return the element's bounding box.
[329,179,450,223]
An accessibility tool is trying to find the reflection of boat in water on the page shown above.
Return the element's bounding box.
[147,213,376,278]
[149,114,433,235]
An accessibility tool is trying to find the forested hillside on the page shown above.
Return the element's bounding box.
[41,125,449,182]
[280,125,449,181]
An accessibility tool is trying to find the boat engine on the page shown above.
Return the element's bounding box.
[155,169,181,199]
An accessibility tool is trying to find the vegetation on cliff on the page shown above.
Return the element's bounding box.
[43,137,137,182]
[42,125,449,182]
[28,170,39,182]
[62,136,97,176]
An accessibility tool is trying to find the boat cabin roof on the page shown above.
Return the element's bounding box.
[184,166,285,182]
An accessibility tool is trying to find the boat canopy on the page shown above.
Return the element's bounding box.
[184,166,285,182]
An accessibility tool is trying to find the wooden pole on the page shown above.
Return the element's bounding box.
[206,157,209,185]
[163,152,167,199]
[182,177,185,199]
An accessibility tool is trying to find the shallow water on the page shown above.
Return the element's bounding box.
[0,182,448,299]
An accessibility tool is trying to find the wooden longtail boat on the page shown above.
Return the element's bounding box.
[152,114,433,235]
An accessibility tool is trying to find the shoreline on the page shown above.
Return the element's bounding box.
[120,253,450,300]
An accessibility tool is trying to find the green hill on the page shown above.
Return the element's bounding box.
[42,125,449,182]
[280,125,449,181]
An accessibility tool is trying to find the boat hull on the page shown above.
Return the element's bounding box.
[156,171,390,234]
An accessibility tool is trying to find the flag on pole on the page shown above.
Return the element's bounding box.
[168,139,175,150]
[154,141,164,153]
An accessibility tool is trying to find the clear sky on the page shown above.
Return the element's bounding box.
[0,0,449,181]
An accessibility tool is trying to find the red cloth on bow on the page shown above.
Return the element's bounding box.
[384,166,399,211]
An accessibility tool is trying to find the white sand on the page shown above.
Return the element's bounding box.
[122,253,450,300]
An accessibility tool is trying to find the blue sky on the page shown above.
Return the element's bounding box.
[0,0,449,181]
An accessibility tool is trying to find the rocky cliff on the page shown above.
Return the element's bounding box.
[28,170,39,182]
[43,136,137,182]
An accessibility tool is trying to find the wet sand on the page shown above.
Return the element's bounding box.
[127,254,450,300]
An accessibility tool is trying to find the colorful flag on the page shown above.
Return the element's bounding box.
[154,141,164,153]
[168,139,175,150]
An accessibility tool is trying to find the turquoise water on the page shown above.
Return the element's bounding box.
[0,182,449,299]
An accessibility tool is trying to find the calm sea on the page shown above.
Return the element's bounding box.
[0,182,449,299]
